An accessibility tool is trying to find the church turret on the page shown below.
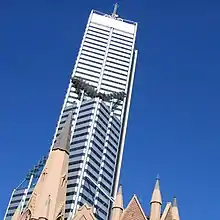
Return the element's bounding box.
[111,185,124,220]
[150,177,162,220]
[172,197,180,220]
[18,112,73,220]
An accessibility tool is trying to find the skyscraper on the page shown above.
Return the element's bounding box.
[4,6,138,220]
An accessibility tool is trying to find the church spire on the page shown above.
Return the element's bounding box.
[52,112,73,154]
[172,197,180,220]
[150,177,162,220]
[20,111,73,220]
[111,185,123,220]
[150,176,162,205]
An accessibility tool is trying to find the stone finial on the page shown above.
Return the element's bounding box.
[172,197,177,207]
[172,197,180,220]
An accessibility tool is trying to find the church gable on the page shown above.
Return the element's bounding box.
[72,204,96,220]
[161,203,173,220]
[121,195,147,220]
[79,215,88,220]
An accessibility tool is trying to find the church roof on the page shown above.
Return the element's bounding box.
[121,195,148,220]
[72,204,96,220]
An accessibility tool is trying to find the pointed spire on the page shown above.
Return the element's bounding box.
[111,185,123,220]
[172,197,177,207]
[118,184,122,194]
[113,185,123,209]
[52,111,73,154]
[172,197,180,220]
[150,177,162,205]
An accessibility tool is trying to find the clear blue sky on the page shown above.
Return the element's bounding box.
[1,0,220,219]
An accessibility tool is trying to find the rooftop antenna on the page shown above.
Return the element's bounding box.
[112,2,119,18]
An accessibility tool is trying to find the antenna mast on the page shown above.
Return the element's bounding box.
[112,2,119,18]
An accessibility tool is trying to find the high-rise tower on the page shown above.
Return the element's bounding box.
[4,6,138,220]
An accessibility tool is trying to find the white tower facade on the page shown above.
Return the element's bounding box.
[4,8,138,220]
